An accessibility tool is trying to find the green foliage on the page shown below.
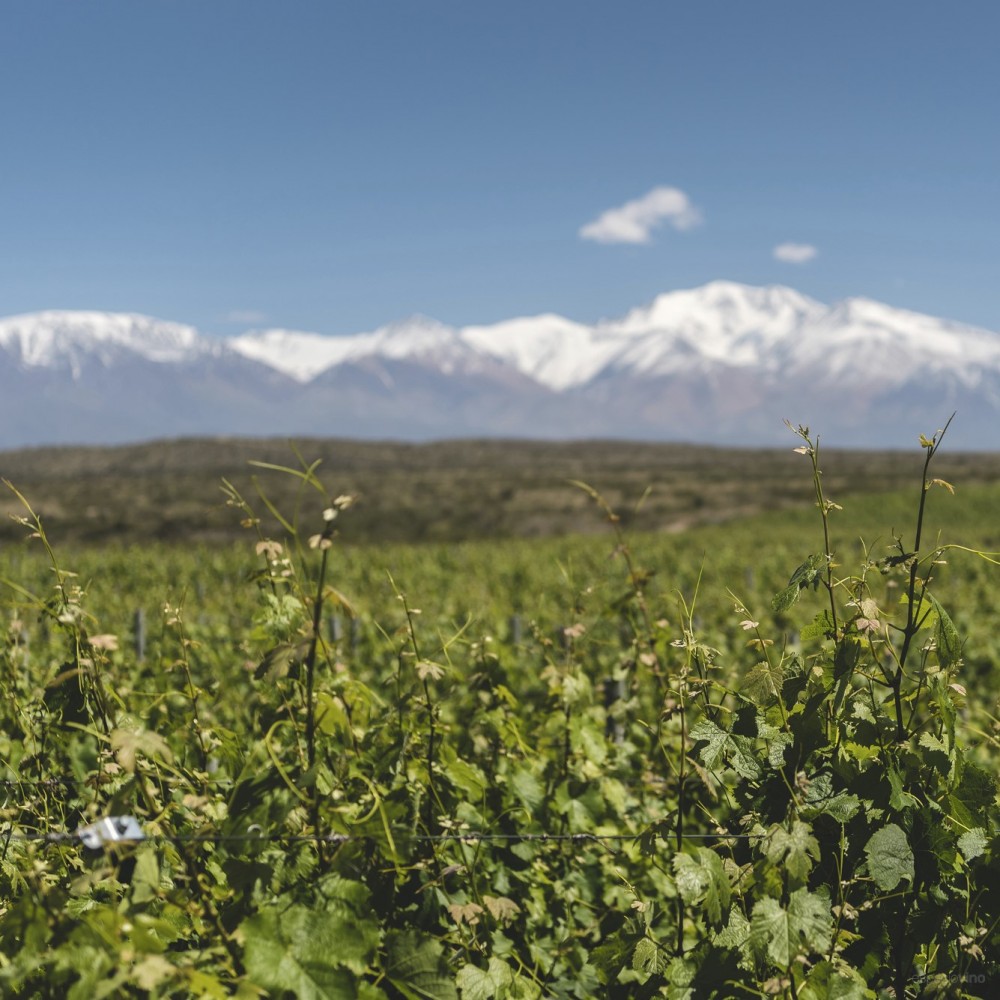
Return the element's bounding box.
[1,422,1000,997]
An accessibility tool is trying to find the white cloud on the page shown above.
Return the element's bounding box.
[773,242,818,264]
[223,309,269,325]
[579,186,702,245]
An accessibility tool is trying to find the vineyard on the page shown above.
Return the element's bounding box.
[2,424,1000,998]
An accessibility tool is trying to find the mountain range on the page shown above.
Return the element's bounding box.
[2,281,999,451]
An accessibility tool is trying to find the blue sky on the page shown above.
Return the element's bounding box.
[2,1,998,335]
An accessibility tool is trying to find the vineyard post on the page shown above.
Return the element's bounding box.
[509,614,523,646]
[133,608,146,662]
[603,676,625,743]
[328,613,344,645]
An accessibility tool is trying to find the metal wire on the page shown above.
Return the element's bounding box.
[0,816,767,849]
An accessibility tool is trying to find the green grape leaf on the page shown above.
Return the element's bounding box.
[953,761,998,824]
[673,852,711,904]
[800,609,836,641]
[766,820,820,889]
[743,660,785,706]
[241,904,375,999]
[918,732,952,777]
[688,719,728,770]
[817,792,861,824]
[749,889,832,968]
[456,958,513,1000]
[864,824,914,891]
[767,730,794,768]
[833,638,861,680]
[688,719,762,780]
[385,930,459,1000]
[672,848,731,928]
[729,734,763,780]
[713,906,751,953]
[772,584,799,613]
[958,827,988,862]
[632,937,666,974]
[887,767,920,811]
[801,959,871,1000]
[507,766,544,812]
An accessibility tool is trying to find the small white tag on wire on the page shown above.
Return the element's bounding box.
[76,816,145,849]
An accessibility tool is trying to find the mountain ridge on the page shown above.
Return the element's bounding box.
[2,282,999,450]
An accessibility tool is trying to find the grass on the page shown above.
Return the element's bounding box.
[3,434,1000,547]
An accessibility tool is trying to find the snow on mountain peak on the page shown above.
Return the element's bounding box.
[612,281,822,337]
[228,328,360,382]
[370,314,459,352]
[229,315,469,383]
[0,311,202,375]
[460,313,610,390]
[5,283,1000,402]
[793,296,1000,385]
[596,281,824,379]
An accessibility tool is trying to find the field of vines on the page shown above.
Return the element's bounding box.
[3,425,1000,998]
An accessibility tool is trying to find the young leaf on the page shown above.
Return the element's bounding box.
[803,790,860,825]
[449,902,485,927]
[728,733,763,780]
[958,828,988,862]
[772,555,825,612]
[482,895,520,924]
[772,583,799,613]
[926,593,961,668]
[767,730,794,768]
[787,888,834,956]
[953,761,998,825]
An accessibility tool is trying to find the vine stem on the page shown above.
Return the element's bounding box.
[398,589,443,836]
[304,516,335,852]
[891,414,953,741]
[675,691,687,956]
[803,435,840,640]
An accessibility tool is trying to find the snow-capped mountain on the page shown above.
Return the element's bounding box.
[460,314,613,391]
[227,315,482,383]
[0,311,209,375]
[3,282,1000,450]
